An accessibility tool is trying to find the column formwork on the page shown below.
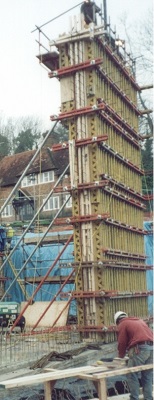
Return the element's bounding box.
[49,18,149,341]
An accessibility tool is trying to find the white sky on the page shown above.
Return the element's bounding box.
[0,0,153,130]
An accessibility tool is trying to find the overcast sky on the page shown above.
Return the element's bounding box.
[0,0,153,130]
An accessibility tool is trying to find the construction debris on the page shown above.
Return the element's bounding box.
[30,343,103,369]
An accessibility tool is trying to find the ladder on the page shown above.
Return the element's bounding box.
[6,257,30,300]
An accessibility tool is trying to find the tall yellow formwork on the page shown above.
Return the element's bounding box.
[49,18,149,340]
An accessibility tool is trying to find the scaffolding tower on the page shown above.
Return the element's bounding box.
[37,15,151,341]
[9,13,151,339]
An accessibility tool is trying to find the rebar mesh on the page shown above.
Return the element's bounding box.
[0,329,82,368]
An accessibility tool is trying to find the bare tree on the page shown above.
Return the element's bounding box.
[119,8,153,136]
[0,113,42,155]
[0,114,15,156]
[119,9,153,208]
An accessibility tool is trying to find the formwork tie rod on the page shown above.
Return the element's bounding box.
[101,173,146,201]
[99,108,140,147]
[96,67,140,117]
[57,260,151,270]
[101,143,144,175]
[96,37,140,91]
[99,99,141,135]
[21,323,116,336]
[56,213,110,225]
[104,218,146,234]
[100,262,151,270]
[48,58,103,78]
[50,103,105,121]
[102,248,146,260]
[103,186,145,209]
[54,180,109,193]
[50,134,108,151]
[61,290,153,299]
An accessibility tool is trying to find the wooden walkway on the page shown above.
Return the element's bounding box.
[0,363,153,400]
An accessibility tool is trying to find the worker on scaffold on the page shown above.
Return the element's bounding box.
[114,311,153,400]
[81,0,101,26]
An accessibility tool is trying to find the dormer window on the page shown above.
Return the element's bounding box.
[21,171,54,187]
[21,174,37,187]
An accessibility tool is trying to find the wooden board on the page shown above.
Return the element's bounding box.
[23,233,70,244]
[0,365,108,389]
[78,364,153,381]
[0,364,153,400]
[61,78,74,102]
[21,301,69,327]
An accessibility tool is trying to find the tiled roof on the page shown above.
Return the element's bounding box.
[49,148,69,175]
[0,148,69,187]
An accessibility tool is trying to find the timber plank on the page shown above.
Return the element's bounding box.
[92,364,153,379]
[0,365,108,389]
[25,276,75,284]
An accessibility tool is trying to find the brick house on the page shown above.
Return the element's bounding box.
[0,146,71,226]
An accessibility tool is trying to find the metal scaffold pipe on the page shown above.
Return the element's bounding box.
[31,2,83,32]
[103,0,107,29]
[31,267,75,331]
[9,233,74,332]
[0,162,70,273]
[1,194,72,302]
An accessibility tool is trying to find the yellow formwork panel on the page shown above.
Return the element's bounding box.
[58,45,70,71]
[57,27,148,337]
[99,192,144,229]
[99,223,145,255]
[92,39,138,104]
[101,268,147,292]
[103,297,148,327]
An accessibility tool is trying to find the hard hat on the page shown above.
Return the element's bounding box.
[114,311,128,324]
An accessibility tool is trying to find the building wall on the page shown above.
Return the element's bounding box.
[0,171,71,224]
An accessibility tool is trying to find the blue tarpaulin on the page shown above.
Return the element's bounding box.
[144,221,153,316]
[4,231,76,315]
[4,223,153,315]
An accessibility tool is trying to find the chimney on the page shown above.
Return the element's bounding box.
[42,131,58,147]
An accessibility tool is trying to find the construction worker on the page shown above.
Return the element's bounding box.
[114,311,153,400]
[81,0,101,26]
[0,225,6,251]
[6,224,14,244]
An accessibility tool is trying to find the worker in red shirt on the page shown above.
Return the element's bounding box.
[114,311,153,400]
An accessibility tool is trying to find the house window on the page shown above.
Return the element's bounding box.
[39,171,54,183]
[65,194,72,208]
[21,174,37,187]
[1,204,13,217]
[43,196,59,211]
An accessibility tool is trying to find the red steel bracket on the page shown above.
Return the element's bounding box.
[48,57,103,78]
